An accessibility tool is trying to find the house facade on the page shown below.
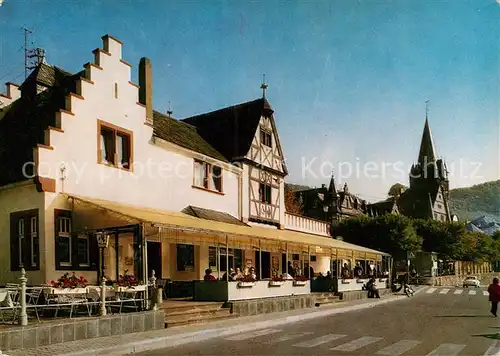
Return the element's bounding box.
[0,34,390,298]
[296,175,399,225]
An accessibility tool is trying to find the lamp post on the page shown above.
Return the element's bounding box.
[323,205,329,222]
[96,232,110,277]
[96,231,110,316]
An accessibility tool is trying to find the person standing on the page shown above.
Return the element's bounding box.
[487,277,500,317]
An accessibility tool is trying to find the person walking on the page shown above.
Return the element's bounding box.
[487,277,500,317]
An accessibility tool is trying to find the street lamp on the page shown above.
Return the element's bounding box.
[96,231,110,316]
[96,231,110,279]
[323,205,329,222]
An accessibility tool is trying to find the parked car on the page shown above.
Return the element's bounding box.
[463,276,480,288]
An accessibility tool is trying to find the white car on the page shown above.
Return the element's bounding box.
[463,276,480,288]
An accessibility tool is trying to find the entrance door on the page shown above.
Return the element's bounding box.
[147,241,162,279]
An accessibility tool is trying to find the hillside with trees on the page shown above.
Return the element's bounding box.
[448,180,500,222]
[332,215,500,263]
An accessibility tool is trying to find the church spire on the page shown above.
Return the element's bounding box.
[328,172,336,194]
[417,100,437,166]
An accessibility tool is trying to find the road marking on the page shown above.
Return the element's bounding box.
[426,288,437,294]
[469,290,477,295]
[483,340,500,355]
[264,332,313,344]
[224,328,282,341]
[293,334,346,347]
[454,289,463,295]
[439,289,450,294]
[331,336,383,352]
[426,343,466,355]
[484,291,490,296]
[376,340,422,356]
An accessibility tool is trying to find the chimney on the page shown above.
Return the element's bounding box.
[139,57,153,126]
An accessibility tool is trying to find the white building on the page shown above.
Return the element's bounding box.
[0,34,389,299]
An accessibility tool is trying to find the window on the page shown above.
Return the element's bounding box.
[77,234,90,267]
[98,120,132,170]
[114,82,118,98]
[260,129,272,147]
[54,209,97,271]
[176,244,195,272]
[10,210,39,271]
[259,183,272,204]
[30,217,38,267]
[193,160,223,193]
[57,215,72,266]
[437,204,442,209]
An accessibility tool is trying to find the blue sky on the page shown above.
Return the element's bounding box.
[0,0,498,202]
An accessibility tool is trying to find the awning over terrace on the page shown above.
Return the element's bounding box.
[64,194,390,260]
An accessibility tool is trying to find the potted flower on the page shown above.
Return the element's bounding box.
[269,275,286,287]
[49,272,88,294]
[116,270,144,292]
[293,275,308,286]
[237,274,257,288]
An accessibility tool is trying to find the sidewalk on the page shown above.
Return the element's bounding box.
[7,287,427,356]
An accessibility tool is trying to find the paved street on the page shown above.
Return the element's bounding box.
[139,287,500,355]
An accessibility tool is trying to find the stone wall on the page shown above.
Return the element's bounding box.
[420,273,498,287]
[336,289,392,302]
[0,310,164,351]
[229,294,315,317]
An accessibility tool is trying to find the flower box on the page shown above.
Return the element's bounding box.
[268,281,285,287]
[46,287,88,295]
[237,281,256,288]
[116,285,146,293]
[379,278,387,282]
[341,279,352,284]
[356,279,365,284]
[293,280,307,287]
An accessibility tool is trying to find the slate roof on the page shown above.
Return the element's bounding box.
[367,198,398,215]
[153,111,228,162]
[181,98,272,162]
[0,64,77,186]
[182,206,249,226]
[417,118,437,165]
[19,63,74,90]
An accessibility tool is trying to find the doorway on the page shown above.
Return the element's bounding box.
[147,241,162,279]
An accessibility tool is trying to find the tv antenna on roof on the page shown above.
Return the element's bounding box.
[23,27,45,79]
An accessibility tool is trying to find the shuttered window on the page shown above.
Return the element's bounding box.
[10,209,39,271]
[54,209,98,271]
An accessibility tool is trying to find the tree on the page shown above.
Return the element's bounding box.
[492,230,500,241]
[332,214,421,260]
[388,183,408,198]
[284,185,303,214]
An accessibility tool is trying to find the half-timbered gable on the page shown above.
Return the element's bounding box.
[183,97,288,228]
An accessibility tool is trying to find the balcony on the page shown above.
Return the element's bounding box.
[284,212,330,237]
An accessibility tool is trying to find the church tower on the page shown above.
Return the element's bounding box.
[400,102,451,222]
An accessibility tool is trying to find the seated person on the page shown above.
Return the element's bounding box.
[203,268,216,281]
[366,277,380,298]
[233,267,243,280]
[248,267,257,279]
